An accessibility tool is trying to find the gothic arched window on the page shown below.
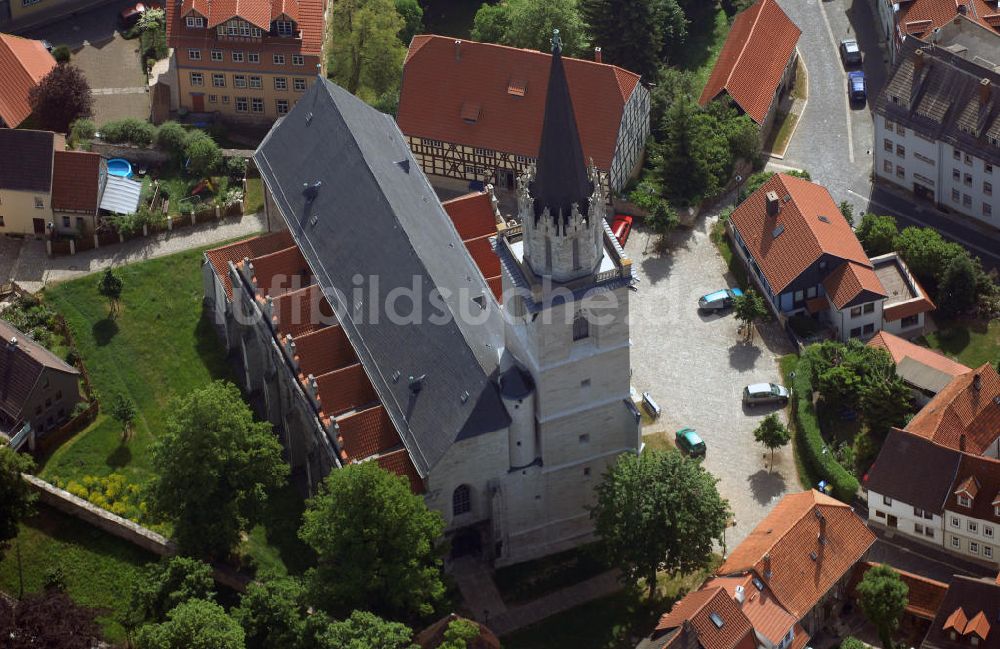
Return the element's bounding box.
[573,311,589,341]
[452,484,471,516]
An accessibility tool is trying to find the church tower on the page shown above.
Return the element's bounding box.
[493,30,640,565]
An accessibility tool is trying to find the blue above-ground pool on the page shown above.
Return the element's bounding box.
[107,158,132,178]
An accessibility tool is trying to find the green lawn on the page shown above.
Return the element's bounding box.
[675,6,731,88]
[919,317,1000,369]
[780,353,813,492]
[245,177,264,214]
[39,246,234,487]
[0,504,158,643]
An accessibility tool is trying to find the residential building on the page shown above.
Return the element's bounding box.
[867,330,970,403]
[920,575,1000,649]
[852,562,950,630]
[0,318,82,440]
[875,0,1000,65]
[728,174,932,341]
[906,363,1000,457]
[396,34,649,194]
[698,0,801,140]
[642,491,875,649]
[165,0,325,122]
[0,129,129,238]
[203,37,640,565]
[0,32,55,128]
[873,39,1000,227]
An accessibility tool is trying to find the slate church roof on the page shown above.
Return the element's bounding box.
[253,78,510,476]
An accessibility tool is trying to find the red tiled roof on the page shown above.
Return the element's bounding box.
[868,330,970,379]
[246,245,310,296]
[0,34,56,128]
[883,296,935,322]
[337,405,402,461]
[898,0,1000,37]
[315,363,379,418]
[822,261,886,309]
[168,0,325,56]
[270,284,331,338]
[906,363,1000,455]
[51,151,103,214]
[656,587,757,649]
[377,448,424,493]
[699,0,801,124]
[853,562,948,620]
[398,35,642,171]
[465,235,501,279]
[291,325,357,377]
[442,191,498,240]
[705,575,797,645]
[950,453,1000,524]
[204,230,295,299]
[730,174,871,294]
[719,490,876,618]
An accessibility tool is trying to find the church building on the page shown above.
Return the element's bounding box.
[202,32,640,565]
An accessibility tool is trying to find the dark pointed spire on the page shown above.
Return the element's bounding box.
[530,29,592,221]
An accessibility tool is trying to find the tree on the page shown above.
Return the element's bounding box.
[0,447,35,563]
[838,201,855,227]
[470,2,509,43]
[858,364,913,440]
[184,131,222,178]
[856,213,898,257]
[732,289,768,342]
[740,169,810,202]
[124,556,216,631]
[233,575,308,649]
[840,637,867,649]
[394,0,423,44]
[439,618,480,649]
[471,0,587,56]
[28,63,93,133]
[657,97,730,203]
[892,226,964,291]
[97,267,124,317]
[305,610,415,649]
[299,462,445,621]
[647,200,679,235]
[857,565,908,649]
[818,363,863,412]
[52,44,71,63]
[137,599,245,649]
[753,414,790,470]
[149,381,287,558]
[111,393,137,442]
[937,253,979,318]
[155,121,189,165]
[327,0,406,100]
[649,66,696,140]
[0,589,100,649]
[580,0,685,79]
[591,449,730,599]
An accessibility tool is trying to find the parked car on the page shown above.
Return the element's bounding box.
[743,383,790,407]
[698,287,743,311]
[839,39,862,66]
[611,214,633,247]
[848,71,867,104]
[675,427,706,458]
[120,2,161,28]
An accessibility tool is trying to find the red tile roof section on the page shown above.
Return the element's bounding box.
[291,325,357,377]
[898,0,1000,36]
[868,331,971,379]
[822,261,886,309]
[337,405,402,461]
[442,191,498,240]
[705,575,797,644]
[698,0,801,124]
[730,174,871,294]
[51,151,103,214]
[657,587,757,649]
[377,448,425,493]
[204,230,295,299]
[883,296,935,322]
[0,34,56,128]
[906,363,1000,454]
[945,608,969,633]
[719,490,876,618]
[247,245,310,296]
[168,0,325,56]
[315,363,379,417]
[398,35,642,171]
[854,562,948,620]
[270,284,330,338]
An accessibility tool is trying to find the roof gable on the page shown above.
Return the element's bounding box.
[924,576,1000,649]
[0,34,57,128]
[51,150,104,214]
[397,35,642,170]
[822,261,887,309]
[906,363,1000,454]
[698,0,801,123]
[864,428,962,514]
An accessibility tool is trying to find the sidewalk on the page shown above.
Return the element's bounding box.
[7,213,266,293]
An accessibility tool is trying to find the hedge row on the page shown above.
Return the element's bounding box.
[791,355,860,502]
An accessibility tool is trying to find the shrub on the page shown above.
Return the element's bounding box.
[184,131,222,177]
[51,44,71,63]
[100,118,157,146]
[790,355,860,501]
[155,121,188,160]
[224,156,248,178]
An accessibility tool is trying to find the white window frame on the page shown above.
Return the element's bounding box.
[235,96,248,113]
[273,53,285,65]
[276,99,289,115]
[952,536,961,548]
[274,19,294,36]
[211,50,223,62]
[251,97,264,113]
[187,48,201,60]
[292,54,304,65]
[190,72,204,86]
[212,73,226,88]
[274,77,287,90]
[293,77,306,91]
[970,541,979,554]
[232,50,244,63]
[248,52,260,63]
[958,494,972,507]
[185,15,204,28]
[249,75,262,89]
[233,74,247,88]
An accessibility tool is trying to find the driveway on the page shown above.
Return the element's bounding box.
[625,211,798,551]
[26,0,150,124]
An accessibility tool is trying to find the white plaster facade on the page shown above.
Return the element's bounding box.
[866,488,944,547]
[943,506,1000,566]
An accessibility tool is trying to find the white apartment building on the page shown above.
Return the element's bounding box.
[873,39,1000,228]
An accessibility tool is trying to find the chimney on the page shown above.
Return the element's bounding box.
[974,373,982,391]
[957,2,968,14]
[960,433,967,451]
[980,78,991,106]
[915,48,926,71]
[765,190,781,216]
[594,46,602,63]
[8,337,17,347]
[454,39,462,61]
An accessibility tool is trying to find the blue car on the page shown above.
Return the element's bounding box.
[848,71,866,104]
[698,287,743,312]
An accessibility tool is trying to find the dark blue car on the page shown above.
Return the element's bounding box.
[848,71,866,104]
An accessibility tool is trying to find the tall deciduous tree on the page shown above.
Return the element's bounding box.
[327,0,406,100]
[591,449,730,599]
[580,0,685,79]
[28,63,93,133]
[856,213,898,257]
[137,599,245,649]
[149,381,287,558]
[233,574,308,649]
[471,0,587,56]
[856,565,908,649]
[305,610,415,649]
[733,289,768,342]
[299,462,445,621]
[394,0,423,45]
[937,253,979,318]
[0,589,100,649]
[124,556,216,630]
[97,268,124,317]
[111,394,137,441]
[0,447,35,563]
[438,618,480,649]
[892,226,965,292]
[753,414,790,470]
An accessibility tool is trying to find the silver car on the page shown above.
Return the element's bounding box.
[743,383,790,407]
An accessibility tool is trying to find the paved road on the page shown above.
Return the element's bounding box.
[625,212,798,552]
[772,0,1000,272]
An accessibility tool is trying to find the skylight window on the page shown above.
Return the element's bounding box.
[507,79,527,97]
[772,224,785,238]
[752,577,764,591]
[710,613,724,629]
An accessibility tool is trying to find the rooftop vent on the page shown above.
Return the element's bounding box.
[766,190,781,216]
[391,370,401,383]
[710,613,725,629]
[735,585,746,603]
[818,215,831,223]
[814,508,825,520]
[810,551,819,561]
[303,180,322,202]
[408,374,427,395]
[974,373,982,391]
[818,534,828,545]
[772,224,785,239]
[8,337,17,347]
[507,79,527,97]
[752,576,765,591]
[396,159,411,174]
